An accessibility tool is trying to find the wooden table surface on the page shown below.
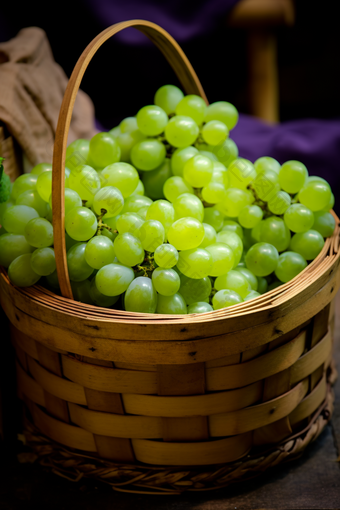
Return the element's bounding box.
[0,294,339,510]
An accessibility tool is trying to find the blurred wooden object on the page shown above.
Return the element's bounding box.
[226,0,295,123]
[0,123,23,181]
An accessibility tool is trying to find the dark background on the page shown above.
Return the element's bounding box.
[1,0,339,129]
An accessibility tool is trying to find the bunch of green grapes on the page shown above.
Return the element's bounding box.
[0,84,336,314]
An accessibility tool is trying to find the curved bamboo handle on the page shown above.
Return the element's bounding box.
[52,20,208,299]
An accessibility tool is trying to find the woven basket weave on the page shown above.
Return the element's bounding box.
[0,20,339,494]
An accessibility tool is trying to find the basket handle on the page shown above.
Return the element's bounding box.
[52,19,208,299]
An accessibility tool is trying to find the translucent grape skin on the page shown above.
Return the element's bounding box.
[0,233,33,268]
[173,193,204,222]
[205,242,235,276]
[8,253,41,287]
[30,247,56,276]
[100,162,139,198]
[183,155,214,188]
[289,230,325,261]
[152,267,180,296]
[142,160,172,200]
[154,244,179,268]
[95,263,134,296]
[156,293,187,314]
[275,251,307,283]
[258,216,291,252]
[179,275,211,305]
[125,277,158,313]
[171,146,199,176]
[212,289,243,310]
[167,217,205,251]
[2,205,39,235]
[67,242,94,282]
[154,84,184,115]
[284,204,314,233]
[204,101,239,131]
[245,242,279,277]
[214,270,250,298]
[114,233,145,267]
[65,207,98,242]
[175,94,207,125]
[92,186,124,218]
[24,217,54,248]
[177,248,213,279]
[312,211,336,237]
[279,160,308,194]
[187,302,213,314]
[88,132,121,169]
[164,115,199,148]
[131,140,166,171]
[136,105,168,136]
[84,236,115,269]
[137,219,165,252]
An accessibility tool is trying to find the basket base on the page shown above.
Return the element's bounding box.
[19,365,336,495]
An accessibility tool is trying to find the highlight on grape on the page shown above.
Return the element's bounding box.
[0,85,336,314]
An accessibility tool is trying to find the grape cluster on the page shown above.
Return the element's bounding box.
[0,85,336,314]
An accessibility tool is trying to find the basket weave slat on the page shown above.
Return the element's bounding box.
[0,19,339,491]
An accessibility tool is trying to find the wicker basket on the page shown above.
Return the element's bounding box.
[0,20,339,495]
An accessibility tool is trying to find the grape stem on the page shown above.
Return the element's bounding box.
[95,209,117,236]
[134,253,155,277]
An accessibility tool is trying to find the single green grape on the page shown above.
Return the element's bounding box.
[238,205,263,229]
[215,269,250,298]
[187,302,213,313]
[17,190,48,217]
[170,146,199,176]
[84,236,115,269]
[284,204,314,233]
[211,138,239,167]
[245,242,279,277]
[136,105,168,136]
[289,230,325,260]
[156,292,187,314]
[254,156,281,175]
[205,242,235,276]
[199,223,217,248]
[201,120,229,146]
[88,132,121,169]
[142,159,172,200]
[204,101,238,130]
[176,248,213,279]
[235,266,258,291]
[259,216,291,252]
[228,158,256,189]
[154,84,184,115]
[100,162,139,198]
[163,176,194,203]
[267,191,291,215]
[179,275,211,304]
[30,163,52,176]
[216,230,243,267]
[89,278,119,307]
[279,160,308,194]
[152,267,180,296]
[95,263,134,296]
[298,180,332,211]
[136,219,165,252]
[11,173,38,201]
[173,193,204,222]
[8,253,40,287]
[66,139,90,170]
[24,217,54,248]
[167,217,205,251]
[216,188,253,218]
[2,205,39,235]
[68,165,101,206]
[244,290,261,301]
[213,289,242,310]
[164,115,199,148]
[253,169,280,202]
[92,186,124,218]
[275,251,307,282]
[116,212,144,236]
[65,207,97,241]
[183,155,214,188]
[121,195,153,214]
[145,199,175,233]
[114,232,145,267]
[175,94,207,125]
[0,233,33,267]
[130,139,166,171]
[312,211,336,237]
[201,181,227,204]
[67,242,94,282]
[154,243,179,268]
[30,247,56,276]
[36,170,52,202]
[125,277,158,313]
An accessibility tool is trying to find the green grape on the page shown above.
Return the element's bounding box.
[179,275,211,304]
[177,248,213,279]
[164,115,199,148]
[2,205,39,235]
[114,232,145,266]
[298,180,332,211]
[67,242,94,281]
[62,188,82,215]
[100,162,139,198]
[204,207,224,232]
[228,158,256,189]
[215,269,250,298]
[163,176,194,202]
[187,302,213,313]
[253,169,280,202]
[130,139,166,171]
[170,146,199,176]
[116,129,146,163]
[216,230,243,267]
[136,105,168,136]
[11,173,38,201]
[119,116,138,133]
[156,292,187,314]
[204,101,238,130]
[275,251,307,283]
[201,120,228,146]
[89,278,119,307]
[95,263,134,296]
[251,221,262,243]
[257,276,268,294]
[183,154,213,188]
[167,217,205,250]
[245,242,279,277]
[65,231,78,251]
[8,253,40,287]
[65,139,90,170]
[211,138,238,167]
[36,170,53,202]
[30,247,56,275]
[65,207,97,241]
[259,216,291,252]
[116,213,144,235]
[0,200,14,225]
[24,217,54,248]
[199,150,219,161]
[154,84,184,115]
[244,290,261,301]
[0,233,33,267]
[16,190,48,217]
[211,164,229,189]
[254,156,281,175]
[284,204,314,233]
[68,165,101,206]
[279,160,308,194]
[238,205,263,229]
[201,181,227,204]
[154,243,178,268]
[268,191,291,215]
[205,242,235,276]
[145,199,175,233]
[122,195,153,214]
[136,219,165,252]
[30,163,52,176]
[142,159,172,200]
[152,267,180,296]
[71,280,94,304]
[290,230,325,260]
[213,289,242,310]
[199,223,217,248]
[175,94,207,125]
[173,193,204,222]
[222,220,243,240]
[312,211,336,237]
[235,266,258,291]
[88,132,121,169]
[92,186,124,218]
[84,236,115,269]
[267,280,283,291]
[216,188,253,217]
[125,276,158,313]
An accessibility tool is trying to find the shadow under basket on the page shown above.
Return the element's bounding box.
[0,20,340,494]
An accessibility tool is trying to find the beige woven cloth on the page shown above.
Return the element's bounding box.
[0,26,97,170]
